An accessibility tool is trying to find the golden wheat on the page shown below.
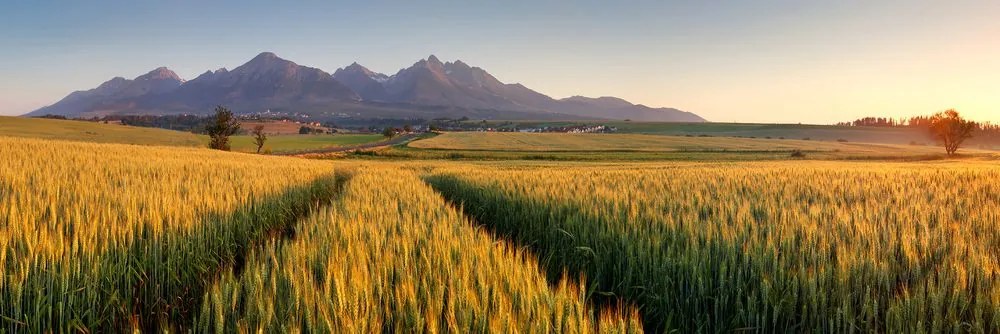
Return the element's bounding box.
[196,166,643,333]
[0,136,337,331]
[427,160,1000,332]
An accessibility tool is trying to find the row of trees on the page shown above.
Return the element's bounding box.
[840,110,988,156]
[840,115,998,133]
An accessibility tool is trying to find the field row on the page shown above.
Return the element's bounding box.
[0,136,341,331]
[426,162,1000,332]
[195,167,641,332]
[0,137,641,332]
[5,133,1000,332]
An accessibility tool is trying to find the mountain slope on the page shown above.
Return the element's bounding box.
[27,52,705,122]
[145,52,359,113]
[332,62,390,101]
[26,68,184,117]
[554,96,704,122]
[377,55,703,122]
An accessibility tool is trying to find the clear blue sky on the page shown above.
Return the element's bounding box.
[2,1,998,123]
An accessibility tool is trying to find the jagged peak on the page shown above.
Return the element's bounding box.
[136,67,182,81]
[341,62,369,72]
[335,62,385,79]
[244,52,292,67]
[254,51,278,60]
[444,59,472,70]
[96,77,130,89]
[235,52,300,74]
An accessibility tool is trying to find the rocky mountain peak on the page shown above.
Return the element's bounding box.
[136,67,182,82]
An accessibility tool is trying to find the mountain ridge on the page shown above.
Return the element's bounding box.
[26,52,706,122]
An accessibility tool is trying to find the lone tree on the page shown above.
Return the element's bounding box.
[251,125,267,154]
[206,106,240,151]
[929,109,975,156]
[382,127,396,139]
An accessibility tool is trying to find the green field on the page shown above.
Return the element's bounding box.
[0,116,203,147]
[412,132,921,152]
[0,117,385,153]
[407,132,983,161]
[473,120,1000,148]
[229,134,385,153]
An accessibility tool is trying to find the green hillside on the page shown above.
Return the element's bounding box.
[0,116,203,147]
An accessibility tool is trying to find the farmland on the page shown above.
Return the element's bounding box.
[228,133,384,153]
[426,161,1000,332]
[0,117,387,153]
[196,166,641,332]
[403,131,994,161]
[2,122,999,332]
[472,121,940,146]
[0,116,203,147]
[411,132,943,153]
[0,135,340,331]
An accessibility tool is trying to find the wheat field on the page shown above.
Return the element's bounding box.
[3,133,999,332]
[426,161,1000,332]
[0,136,339,331]
[195,166,642,332]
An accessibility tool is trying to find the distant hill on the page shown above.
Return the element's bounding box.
[27,52,706,123]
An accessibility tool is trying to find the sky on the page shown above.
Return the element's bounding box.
[1,1,998,124]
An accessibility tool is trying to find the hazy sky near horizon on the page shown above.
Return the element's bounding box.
[1,1,998,123]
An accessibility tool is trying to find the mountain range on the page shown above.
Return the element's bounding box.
[26,52,705,122]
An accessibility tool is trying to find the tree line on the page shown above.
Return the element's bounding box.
[838,114,998,134]
[839,110,995,155]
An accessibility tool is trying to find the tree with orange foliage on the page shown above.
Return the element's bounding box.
[928,109,975,156]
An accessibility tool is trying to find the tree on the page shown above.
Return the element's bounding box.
[206,106,240,151]
[928,109,975,156]
[403,124,413,133]
[251,125,267,154]
[299,126,311,134]
[382,127,396,139]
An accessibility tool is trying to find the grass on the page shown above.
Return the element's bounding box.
[195,166,642,332]
[426,161,1000,332]
[471,121,943,146]
[0,116,202,147]
[0,117,384,153]
[411,132,933,153]
[229,134,384,153]
[360,146,814,162]
[401,132,988,161]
